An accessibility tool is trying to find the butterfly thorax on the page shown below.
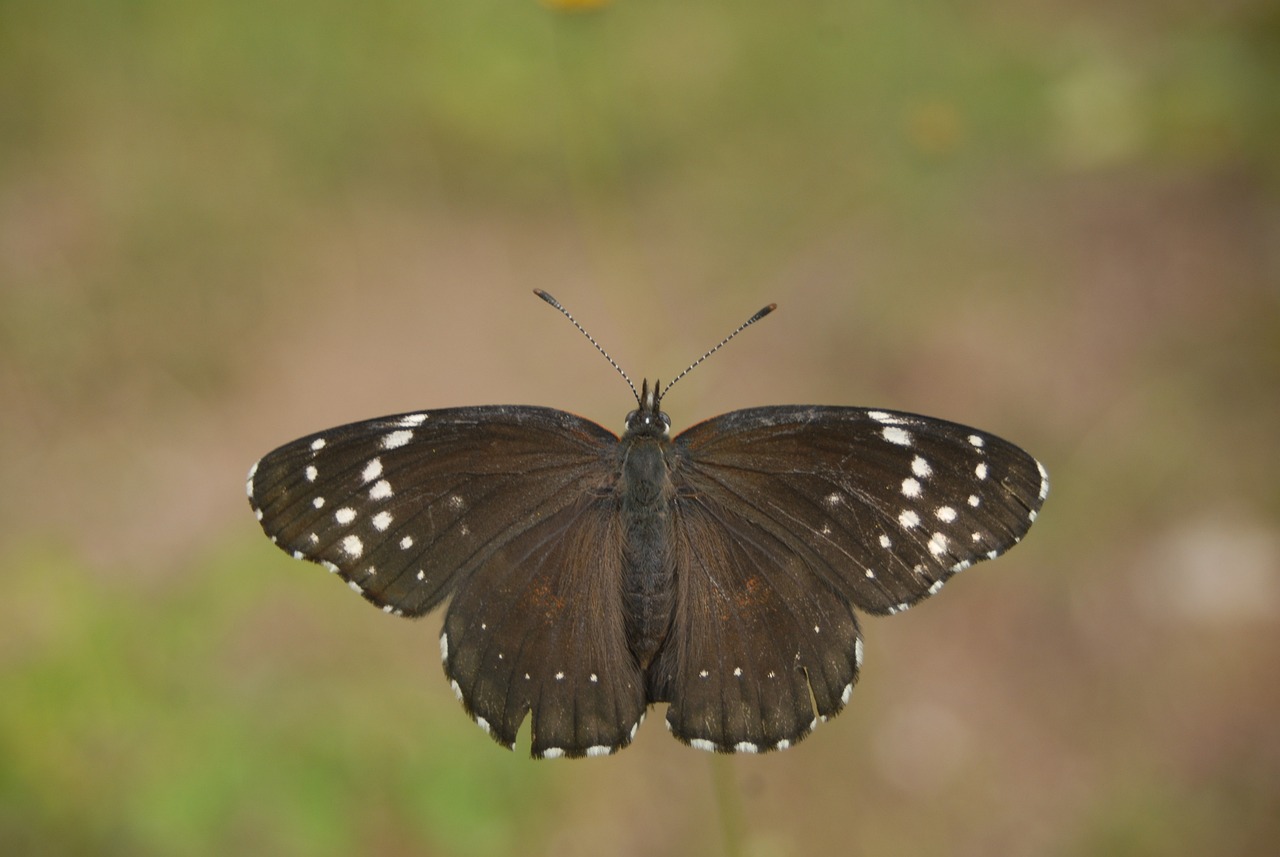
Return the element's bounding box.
[619,380,676,668]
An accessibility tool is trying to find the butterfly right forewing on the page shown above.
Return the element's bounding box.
[675,406,1048,617]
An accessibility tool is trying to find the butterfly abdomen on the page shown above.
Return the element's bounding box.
[619,436,676,669]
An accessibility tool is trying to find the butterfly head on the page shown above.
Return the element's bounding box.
[624,379,671,439]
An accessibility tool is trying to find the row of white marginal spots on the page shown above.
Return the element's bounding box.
[437,628,866,756]
[292,413,475,609]
[809,410,1049,615]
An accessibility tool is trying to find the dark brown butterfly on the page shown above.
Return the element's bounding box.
[248,292,1047,757]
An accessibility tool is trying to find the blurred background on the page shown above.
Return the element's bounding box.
[2,0,1277,854]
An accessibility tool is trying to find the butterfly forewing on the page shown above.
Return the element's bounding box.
[675,406,1048,617]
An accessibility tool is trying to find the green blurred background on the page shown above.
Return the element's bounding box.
[2,0,1278,854]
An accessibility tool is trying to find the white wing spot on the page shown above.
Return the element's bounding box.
[901,477,922,498]
[814,624,821,634]
[369,480,393,500]
[450,680,464,701]
[310,438,326,452]
[968,434,985,448]
[968,494,981,507]
[308,533,319,544]
[928,532,948,556]
[935,505,957,522]
[986,549,999,559]
[690,739,717,753]
[341,534,364,558]
[971,531,983,542]
[312,497,325,509]
[975,461,989,480]
[1037,460,1050,500]
[361,458,383,482]
[882,426,912,446]
[555,671,565,680]
[824,492,842,507]
[590,673,598,683]
[400,535,414,549]
[382,605,393,614]
[734,742,759,754]
[321,560,339,574]
[841,683,853,705]
[475,716,491,735]
[865,568,876,578]
[372,510,393,531]
[291,550,303,560]
[334,507,356,525]
[879,534,892,548]
[855,638,864,668]
[869,410,908,424]
[542,747,566,760]
[699,669,709,678]
[899,509,921,529]
[775,739,791,750]
[381,430,413,449]
[347,580,363,594]
[416,569,425,581]
[951,559,972,572]
[586,745,612,757]
[820,523,832,535]
[439,633,448,661]
[458,523,471,536]
[928,579,945,594]
[305,465,317,482]
[911,456,932,478]
[767,671,777,679]
[398,413,429,426]
[630,722,640,741]
[448,494,465,510]
[733,667,743,677]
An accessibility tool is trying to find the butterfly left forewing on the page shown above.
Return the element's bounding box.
[248,406,619,616]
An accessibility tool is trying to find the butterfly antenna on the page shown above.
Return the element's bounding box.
[534,289,641,405]
[660,302,777,402]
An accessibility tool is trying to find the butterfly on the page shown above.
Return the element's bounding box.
[247,291,1048,758]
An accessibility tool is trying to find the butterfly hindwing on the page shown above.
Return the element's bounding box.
[653,491,863,753]
[442,498,647,758]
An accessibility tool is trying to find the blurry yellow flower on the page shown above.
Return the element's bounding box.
[541,0,611,10]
